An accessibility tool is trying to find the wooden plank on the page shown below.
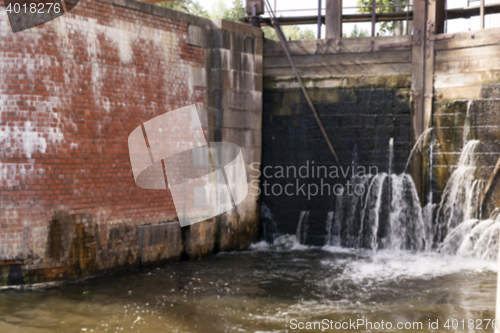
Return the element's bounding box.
[436,44,500,63]
[434,27,500,50]
[434,71,500,89]
[435,56,500,74]
[325,0,342,39]
[264,62,412,77]
[435,86,483,100]
[264,50,411,68]
[264,35,413,56]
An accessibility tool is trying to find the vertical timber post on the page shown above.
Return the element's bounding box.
[435,0,446,34]
[325,0,342,39]
[371,0,376,36]
[409,0,427,202]
[421,0,446,204]
[318,0,322,39]
[480,0,485,29]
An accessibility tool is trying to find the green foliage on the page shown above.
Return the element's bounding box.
[157,0,209,18]
[262,26,316,42]
[210,0,245,22]
[356,0,408,35]
[343,24,369,38]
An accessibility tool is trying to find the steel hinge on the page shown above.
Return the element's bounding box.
[426,20,455,58]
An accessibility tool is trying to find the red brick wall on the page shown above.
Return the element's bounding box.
[0,0,208,261]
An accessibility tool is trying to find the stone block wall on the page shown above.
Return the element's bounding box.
[432,28,500,216]
[0,0,263,285]
[210,20,262,251]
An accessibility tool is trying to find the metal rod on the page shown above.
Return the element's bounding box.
[263,0,341,167]
[371,0,376,36]
[445,0,448,33]
[406,1,409,35]
[480,0,485,29]
[317,0,322,39]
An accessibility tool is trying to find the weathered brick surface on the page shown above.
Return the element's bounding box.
[0,0,263,284]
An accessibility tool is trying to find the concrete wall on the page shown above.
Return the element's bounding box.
[261,37,414,244]
[0,0,263,285]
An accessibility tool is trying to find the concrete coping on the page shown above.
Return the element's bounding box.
[96,0,263,37]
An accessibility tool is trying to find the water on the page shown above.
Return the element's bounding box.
[295,211,310,245]
[325,211,335,246]
[336,173,426,252]
[0,244,495,333]
[404,127,433,174]
[261,203,279,243]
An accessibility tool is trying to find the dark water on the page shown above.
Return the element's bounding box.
[0,239,496,333]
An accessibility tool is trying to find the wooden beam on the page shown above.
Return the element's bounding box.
[261,12,415,26]
[263,62,412,77]
[480,0,485,29]
[446,3,500,19]
[435,0,446,34]
[259,3,500,26]
[263,35,413,56]
[264,50,411,69]
[325,0,342,39]
[371,0,376,37]
[409,0,427,202]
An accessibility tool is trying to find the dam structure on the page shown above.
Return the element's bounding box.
[0,0,500,287]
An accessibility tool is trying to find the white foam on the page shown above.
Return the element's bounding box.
[327,250,496,283]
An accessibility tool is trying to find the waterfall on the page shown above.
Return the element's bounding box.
[261,203,278,243]
[435,140,480,243]
[295,211,310,244]
[388,138,394,177]
[463,100,473,144]
[388,174,426,251]
[325,211,335,246]
[331,173,424,251]
[358,173,388,250]
[339,175,372,248]
[404,127,433,173]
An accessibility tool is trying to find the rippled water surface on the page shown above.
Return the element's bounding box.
[0,242,497,333]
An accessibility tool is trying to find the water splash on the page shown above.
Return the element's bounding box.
[439,217,500,261]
